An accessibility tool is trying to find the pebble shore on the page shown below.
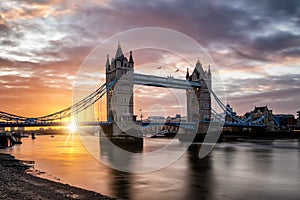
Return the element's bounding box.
[0,153,117,200]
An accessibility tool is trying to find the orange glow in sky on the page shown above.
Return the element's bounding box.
[0,0,299,117]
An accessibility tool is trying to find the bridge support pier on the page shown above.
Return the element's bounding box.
[0,134,8,148]
[99,123,143,151]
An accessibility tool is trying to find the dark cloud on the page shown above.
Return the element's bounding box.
[69,0,300,62]
[231,47,270,62]
[270,74,300,86]
[225,74,300,114]
[61,0,249,48]
[16,0,56,5]
[229,87,300,114]
[0,24,10,37]
[281,47,300,57]
[227,74,300,93]
[259,0,300,15]
[103,0,257,45]
[252,31,300,52]
[1,39,18,46]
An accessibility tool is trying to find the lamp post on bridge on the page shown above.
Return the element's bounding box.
[139,109,143,122]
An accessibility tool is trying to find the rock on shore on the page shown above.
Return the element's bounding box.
[0,153,117,200]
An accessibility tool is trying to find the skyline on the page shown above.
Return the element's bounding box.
[0,0,300,118]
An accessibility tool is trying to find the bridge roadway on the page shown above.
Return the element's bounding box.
[133,73,201,89]
[0,121,194,127]
[0,121,111,127]
[0,121,265,128]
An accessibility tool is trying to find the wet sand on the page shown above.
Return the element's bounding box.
[0,153,117,200]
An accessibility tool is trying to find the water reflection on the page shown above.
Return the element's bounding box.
[223,146,236,167]
[99,137,134,199]
[99,137,136,172]
[110,170,132,200]
[248,145,273,174]
[183,144,214,200]
[213,141,300,200]
[1,135,300,200]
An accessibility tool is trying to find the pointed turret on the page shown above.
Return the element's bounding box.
[129,50,134,63]
[115,42,124,60]
[195,58,205,75]
[186,68,189,80]
[208,65,211,74]
[105,54,110,71]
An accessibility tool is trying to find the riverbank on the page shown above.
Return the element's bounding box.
[222,130,300,141]
[0,153,116,200]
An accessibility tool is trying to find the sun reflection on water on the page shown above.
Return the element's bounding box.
[66,121,77,143]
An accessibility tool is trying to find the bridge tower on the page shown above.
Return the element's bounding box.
[106,43,135,135]
[186,59,211,134]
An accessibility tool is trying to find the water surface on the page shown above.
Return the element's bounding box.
[1,134,300,200]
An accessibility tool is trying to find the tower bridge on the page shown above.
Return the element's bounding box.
[105,43,211,135]
[0,43,268,135]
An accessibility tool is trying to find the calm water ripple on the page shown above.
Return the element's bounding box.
[1,135,300,200]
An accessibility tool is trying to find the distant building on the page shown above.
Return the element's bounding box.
[225,104,237,122]
[251,106,273,122]
[251,106,273,121]
[166,114,182,122]
[243,106,297,131]
[273,114,296,129]
[143,114,182,134]
[244,105,274,131]
[296,111,300,128]
[147,116,165,122]
[223,104,242,132]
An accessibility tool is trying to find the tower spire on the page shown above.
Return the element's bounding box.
[129,50,134,63]
[105,54,110,70]
[115,42,124,60]
[186,67,189,80]
[195,57,204,76]
[208,65,211,74]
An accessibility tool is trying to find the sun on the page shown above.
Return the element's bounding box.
[67,121,77,134]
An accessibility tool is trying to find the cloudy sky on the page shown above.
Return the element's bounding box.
[0,0,299,118]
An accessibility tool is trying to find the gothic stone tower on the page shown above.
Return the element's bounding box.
[106,43,134,128]
[186,59,212,134]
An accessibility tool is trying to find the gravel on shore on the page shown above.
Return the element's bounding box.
[0,153,117,200]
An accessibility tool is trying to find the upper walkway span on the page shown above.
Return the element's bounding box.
[133,73,201,89]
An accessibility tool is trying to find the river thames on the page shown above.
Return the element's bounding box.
[1,134,300,200]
